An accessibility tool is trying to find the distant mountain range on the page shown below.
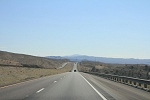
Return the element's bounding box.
[46,54,150,65]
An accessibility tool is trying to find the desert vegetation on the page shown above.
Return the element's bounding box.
[0,62,73,86]
[78,61,150,79]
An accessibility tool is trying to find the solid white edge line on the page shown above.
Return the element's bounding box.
[36,88,44,93]
[79,73,107,100]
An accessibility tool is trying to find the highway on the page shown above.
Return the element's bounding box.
[57,62,68,69]
[0,63,150,100]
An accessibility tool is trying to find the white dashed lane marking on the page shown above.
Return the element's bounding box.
[54,81,57,83]
[36,88,44,93]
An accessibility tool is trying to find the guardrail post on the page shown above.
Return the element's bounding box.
[119,78,121,82]
[125,79,128,84]
[137,82,142,88]
[147,84,150,91]
[129,80,132,85]
[122,79,125,83]
[132,81,137,87]
[116,78,118,82]
[144,84,147,88]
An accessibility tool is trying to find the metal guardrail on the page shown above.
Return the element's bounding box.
[83,71,150,92]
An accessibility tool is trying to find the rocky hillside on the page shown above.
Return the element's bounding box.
[0,51,69,68]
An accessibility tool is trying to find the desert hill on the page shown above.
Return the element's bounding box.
[0,51,69,68]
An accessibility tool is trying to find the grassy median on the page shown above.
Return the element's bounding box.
[0,62,73,86]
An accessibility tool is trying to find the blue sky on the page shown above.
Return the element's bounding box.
[0,0,150,59]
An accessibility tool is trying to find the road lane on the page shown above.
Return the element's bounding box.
[57,62,68,69]
[23,63,104,100]
[0,73,69,100]
[24,72,103,100]
[81,72,150,100]
[0,62,150,100]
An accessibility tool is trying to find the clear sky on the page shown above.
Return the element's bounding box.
[0,0,150,59]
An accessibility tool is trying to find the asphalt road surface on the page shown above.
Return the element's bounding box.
[0,63,150,100]
[57,62,68,69]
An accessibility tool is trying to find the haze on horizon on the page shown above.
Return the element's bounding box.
[0,0,150,59]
